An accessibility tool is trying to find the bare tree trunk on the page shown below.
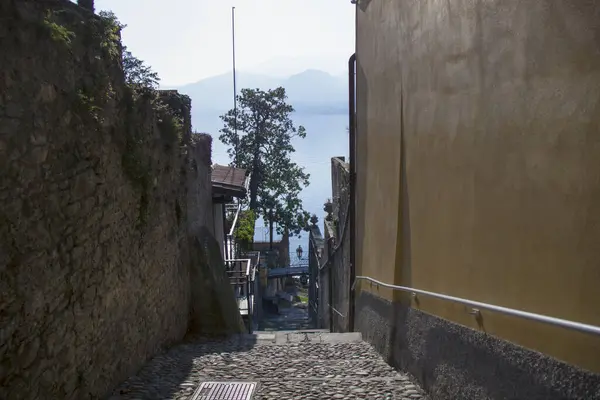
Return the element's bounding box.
[248,136,261,211]
[249,172,259,211]
[268,209,274,250]
[78,0,95,12]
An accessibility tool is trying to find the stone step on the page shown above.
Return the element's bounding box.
[255,376,425,400]
[193,357,399,381]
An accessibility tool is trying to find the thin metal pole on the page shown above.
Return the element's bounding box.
[232,7,238,166]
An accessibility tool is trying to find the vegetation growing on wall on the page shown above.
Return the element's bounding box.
[97,11,160,88]
[121,91,186,229]
[94,11,186,229]
[96,11,122,59]
[43,11,75,45]
[47,7,180,230]
[155,92,190,147]
[156,108,184,146]
[75,89,103,123]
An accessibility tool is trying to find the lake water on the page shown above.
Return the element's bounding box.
[194,110,349,265]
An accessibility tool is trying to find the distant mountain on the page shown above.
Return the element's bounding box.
[243,55,348,78]
[175,69,348,125]
[283,69,347,111]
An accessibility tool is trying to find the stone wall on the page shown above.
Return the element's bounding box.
[187,133,214,236]
[316,157,351,332]
[308,225,324,327]
[0,1,241,399]
[324,157,351,332]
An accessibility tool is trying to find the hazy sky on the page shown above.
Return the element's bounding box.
[94,0,355,86]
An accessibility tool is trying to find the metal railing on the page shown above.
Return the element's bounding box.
[225,258,254,332]
[352,276,600,336]
[225,202,242,260]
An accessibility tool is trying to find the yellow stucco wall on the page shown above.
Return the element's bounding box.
[355,0,600,373]
[355,0,403,302]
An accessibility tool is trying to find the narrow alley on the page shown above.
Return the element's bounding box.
[3,1,600,399]
[259,302,314,332]
[108,275,427,400]
[259,278,314,332]
[109,332,427,400]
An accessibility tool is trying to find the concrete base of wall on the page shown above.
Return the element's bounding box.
[355,290,600,400]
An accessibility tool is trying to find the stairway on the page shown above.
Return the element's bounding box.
[110,331,428,400]
[259,302,314,331]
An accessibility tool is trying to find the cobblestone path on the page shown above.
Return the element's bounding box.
[109,331,428,400]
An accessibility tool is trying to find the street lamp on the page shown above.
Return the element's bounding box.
[296,245,303,260]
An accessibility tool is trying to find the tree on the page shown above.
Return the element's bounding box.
[97,11,160,90]
[219,87,310,248]
[258,157,310,247]
[122,47,160,89]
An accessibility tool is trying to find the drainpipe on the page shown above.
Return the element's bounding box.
[348,53,357,332]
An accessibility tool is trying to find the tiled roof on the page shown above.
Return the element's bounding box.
[211,164,248,189]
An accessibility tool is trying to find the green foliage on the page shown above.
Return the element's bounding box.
[297,293,309,303]
[157,110,184,145]
[234,210,256,249]
[43,11,75,45]
[97,11,160,88]
[123,48,160,89]
[219,87,310,238]
[97,11,123,59]
[154,92,190,146]
[75,89,102,123]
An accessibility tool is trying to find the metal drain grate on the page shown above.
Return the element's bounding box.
[191,381,257,400]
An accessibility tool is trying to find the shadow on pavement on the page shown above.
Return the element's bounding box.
[107,334,258,400]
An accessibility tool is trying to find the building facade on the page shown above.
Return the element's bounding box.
[350,1,600,399]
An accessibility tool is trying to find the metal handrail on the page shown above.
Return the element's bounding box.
[228,202,242,237]
[353,276,600,336]
[328,304,346,319]
[225,258,251,270]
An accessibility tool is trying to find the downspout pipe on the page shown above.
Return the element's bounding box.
[348,53,357,332]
